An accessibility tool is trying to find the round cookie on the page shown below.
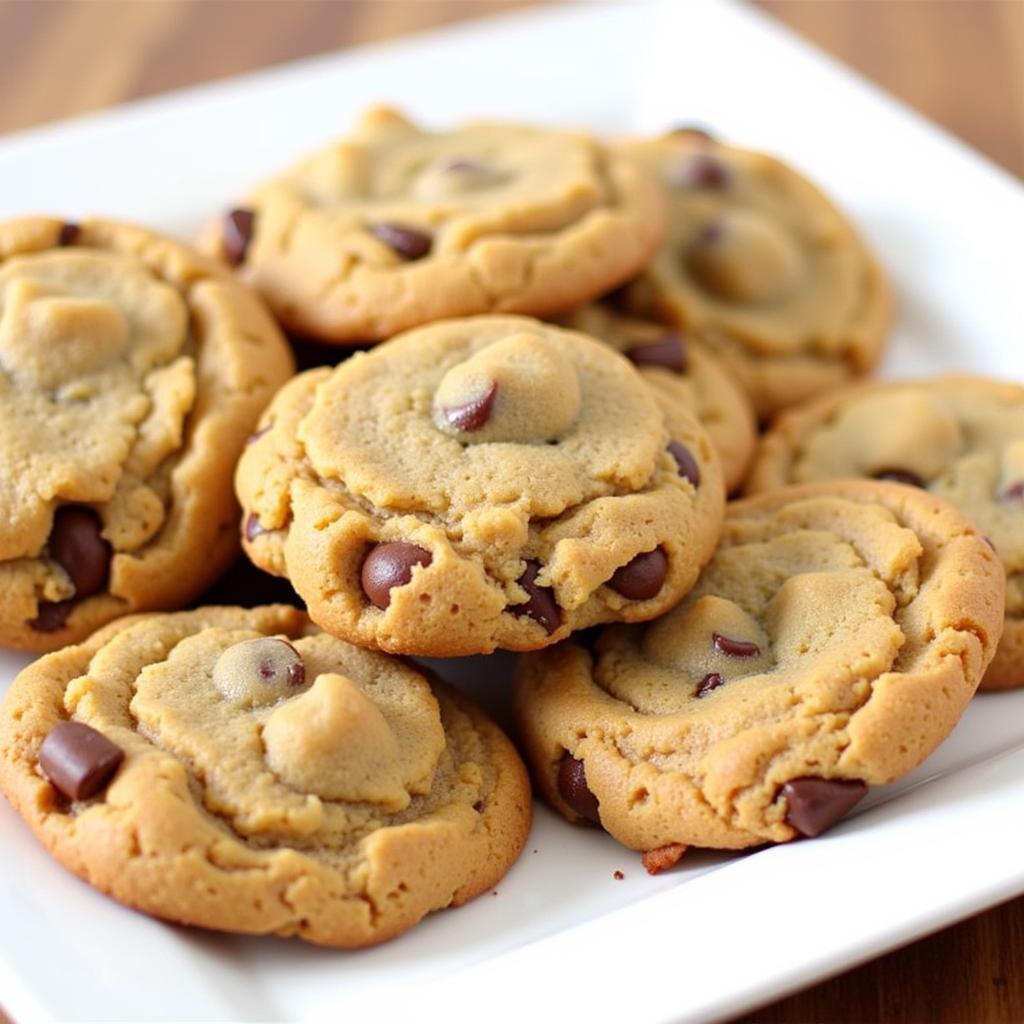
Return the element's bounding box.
[237,315,725,656]
[514,481,1003,856]
[201,106,666,344]
[0,606,531,947]
[748,375,1024,690]
[616,130,890,419]
[0,217,294,652]
[555,300,756,493]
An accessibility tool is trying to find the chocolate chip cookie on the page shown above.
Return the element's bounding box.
[748,375,1024,690]
[555,300,756,493]
[0,606,531,946]
[237,315,725,656]
[514,481,1003,855]
[616,131,891,419]
[0,217,294,651]
[202,106,666,343]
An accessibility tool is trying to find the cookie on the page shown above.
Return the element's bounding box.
[0,606,531,947]
[201,106,665,344]
[0,217,294,652]
[514,481,1003,854]
[555,300,756,493]
[748,375,1024,690]
[616,131,890,419]
[237,315,725,656]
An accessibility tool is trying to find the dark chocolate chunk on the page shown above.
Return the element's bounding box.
[512,560,562,634]
[58,222,81,246]
[626,332,688,374]
[28,599,75,633]
[443,381,498,432]
[556,753,600,824]
[368,222,432,261]
[244,513,267,542]
[668,441,701,487]
[673,153,729,190]
[223,208,255,266]
[360,542,432,609]
[50,507,110,597]
[782,777,868,837]
[39,721,124,801]
[608,548,668,601]
[713,632,760,657]
[695,672,724,698]
[874,468,925,488]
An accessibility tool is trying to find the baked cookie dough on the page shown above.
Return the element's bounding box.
[0,217,294,652]
[0,606,531,947]
[237,315,725,656]
[202,106,666,343]
[748,375,1024,690]
[617,130,890,419]
[514,481,1003,854]
[555,300,756,493]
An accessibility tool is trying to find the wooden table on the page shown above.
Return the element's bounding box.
[0,2,1021,1022]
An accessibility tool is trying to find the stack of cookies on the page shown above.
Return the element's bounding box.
[0,107,1013,949]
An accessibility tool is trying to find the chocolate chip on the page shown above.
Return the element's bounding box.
[58,222,81,246]
[443,381,497,432]
[673,153,729,190]
[361,542,432,609]
[608,548,668,601]
[223,208,255,266]
[874,469,925,488]
[50,507,110,597]
[695,672,723,698]
[368,223,432,261]
[1001,482,1024,502]
[556,753,600,823]
[246,423,271,446]
[244,513,267,542]
[713,633,760,657]
[668,441,701,487]
[28,599,75,633]
[626,333,688,373]
[782,777,867,838]
[512,560,562,633]
[39,721,124,801]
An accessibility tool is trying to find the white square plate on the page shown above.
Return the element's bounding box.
[1,2,1023,1021]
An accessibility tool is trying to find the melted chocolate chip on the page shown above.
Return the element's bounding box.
[443,381,498,432]
[673,153,729,190]
[695,672,724,698]
[668,441,701,487]
[713,633,760,657]
[39,721,124,801]
[512,560,562,634]
[556,753,600,824]
[223,208,255,266]
[874,468,925,488]
[608,548,668,601]
[360,542,432,609]
[626,332,688,374]
[244,513,267,542]
[782,777,867,837]
[1001,482,1024,502]
[28,599,75,633]
[58,222,81,246]
[50,507,110,597]
[368,222,432,261]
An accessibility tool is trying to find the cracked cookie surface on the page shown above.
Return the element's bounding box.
[513,481,1003,852]
[616,132,890,419]
[202,106,666,343]
[555,300,756,492]
[0,606,531,947]
[237,315,725,656]
[0,217,294,651]
[748,375,1024,690]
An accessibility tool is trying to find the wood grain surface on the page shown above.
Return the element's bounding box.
[0,2,1021,1023]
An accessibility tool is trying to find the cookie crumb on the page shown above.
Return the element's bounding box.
[613,870,624,880]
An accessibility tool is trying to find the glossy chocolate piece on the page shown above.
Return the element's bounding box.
[39,721,124,801]
[360,542,432,609]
